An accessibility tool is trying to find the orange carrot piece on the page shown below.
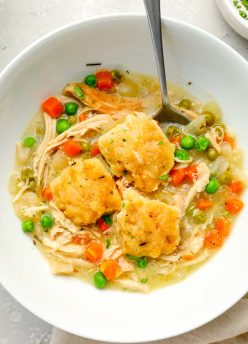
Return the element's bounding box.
[229,180,244,194]
[197,199,214,210]
[42,97,64,118]
[170,168,186,186]
[215,217,231,237]
[90,142,100,157]
[79,113,87,122]
[63,139,82,157]
[100,260,119,281]
[85,241,103,263]
[182,254,194,261]
[204,230,224,248]
[96,70,114,91]
[42,186,53,201]
[223,134,235,148]
[169,135,183,145]
[225,197,244,214]
[185,164,198,183]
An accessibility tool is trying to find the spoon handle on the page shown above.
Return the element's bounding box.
[143,0,169,107]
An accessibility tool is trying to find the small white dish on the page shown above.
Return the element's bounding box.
[0,14,247,343]
[217,0,248,39]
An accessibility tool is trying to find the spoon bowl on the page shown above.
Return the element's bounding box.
[144,0,190,125]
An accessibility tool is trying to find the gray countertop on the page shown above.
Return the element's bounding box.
[0,0,247,343]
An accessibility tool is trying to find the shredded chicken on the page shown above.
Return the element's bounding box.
[118,256,134,273]
[184,162,210,211]
[12,183,30,203]
[33,113,56,186]
[205,131,221,153]
[22,205,49,217]
[34,114,113,187]
[49,201,80,233]
[103,245,123,260]
[64,83,142,115]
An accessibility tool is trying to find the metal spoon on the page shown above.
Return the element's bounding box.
[144,0,190,125]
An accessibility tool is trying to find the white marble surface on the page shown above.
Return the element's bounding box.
[0,0,247,343]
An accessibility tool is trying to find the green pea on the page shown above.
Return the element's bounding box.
[65,102,78,116]
[202,111,215,126]
[111,69,122,82]
[81,140,91,152]
[218,171,232,185]
[194,211,207,224]
[207,148,218,161]
[40,214,54,231]
[84,74,97,88]
[94,271,107,289]
[180,135,195,150]
[74,85,84,98]
[175,149,190,161]
[166,125,180,138]
[56,119,71,134]
[194,136,210,151]
[68,116,77,125]
[178,98,192,110]
[137,257,148,269]
[140,278,148,284]
[23,136,36,148]
[102,214,113,226]
[22,220,35,233]
[205,178,220,194]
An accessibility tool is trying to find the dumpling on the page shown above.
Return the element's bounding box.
[51,158,121,226]
[98,114,175,193]
[115,189,180,258]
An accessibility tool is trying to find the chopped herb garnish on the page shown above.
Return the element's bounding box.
[239,9,247,17]
[158,174,169,180]
[121,202,126,208]
[141,278,148,284]
[74,85,84,98]
[102,214,113,226]
[157,141,164,145]
[109,139,114,144]
[122,138,127,142]
[106,239,111,249]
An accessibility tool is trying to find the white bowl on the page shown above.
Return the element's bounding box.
[0,15,247,343]
[217,0,248,39]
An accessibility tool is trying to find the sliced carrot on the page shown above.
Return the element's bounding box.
[90,142,100,157]
[96,70,114,91]
[204,230,224,248]
[71,236,83,245]
[223,134,235,148]
[185,164,198,183]
[197,199,214,210]
[182,254,194,261]
[42,97,64,118]
[100,260,119,281]
[170,168,186,186]
[85,241,103,263]
[225,197,244,214]
[42,186,53,201]
[215,217,231,237]
[229,180,244,194]
[63,139,82,157]
[79,113,87,122]
[169,135,182,145]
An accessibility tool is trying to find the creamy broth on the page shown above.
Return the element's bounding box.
[10,69,246,292]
